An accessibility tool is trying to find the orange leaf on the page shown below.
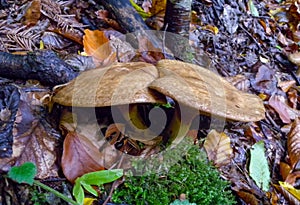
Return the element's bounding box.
[24,0,41,26]
[203,130,232,167]
[287,118,300,169]
[83,29,112,63]
[62,132,105,183]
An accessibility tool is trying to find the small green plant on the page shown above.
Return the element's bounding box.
[7,162,123,205]
[112,145,236,205]
[73,169,123,204]
[30,186,49,205]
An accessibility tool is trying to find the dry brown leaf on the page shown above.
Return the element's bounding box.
[62,132,105,183]
[287,118,300,169]
[83,29,113,64]
[24,0,41,26]
[244,122,264,142]
[203,130,232,167]
[280,162,292,181]
[235,190,259,205]
[269,93,293,124]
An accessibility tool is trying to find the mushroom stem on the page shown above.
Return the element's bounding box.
[162,103,197,147]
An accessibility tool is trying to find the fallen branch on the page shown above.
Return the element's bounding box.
[0,50,79,86]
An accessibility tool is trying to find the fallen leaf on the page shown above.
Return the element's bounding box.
[0,89,60,179]
[268,93,292,124]
[203,130,232,167]
[274,183,300,205]
[61,132,105,183]
[235,190,259,205]
[249,141,270,192]
[280,162,292,181]
[251,64,277,96]
[279,181,300,201]
[287,118,300,169]
[24,0,41,26]
[83,29,113,64]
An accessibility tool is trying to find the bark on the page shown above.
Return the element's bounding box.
[163,0,193,62]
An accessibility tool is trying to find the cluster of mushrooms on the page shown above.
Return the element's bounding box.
[53,59,265,154]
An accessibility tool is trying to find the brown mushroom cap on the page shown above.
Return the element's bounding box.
[53,60,265,122]
[149,59,265,122]
[53,62,166,107]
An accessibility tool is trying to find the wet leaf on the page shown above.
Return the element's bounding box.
[62,132,105,183]
[204,130,232,167]
[8,162,37,185]
[287,118,300,169]
[249,141,270,192]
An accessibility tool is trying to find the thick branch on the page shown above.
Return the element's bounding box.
[0,50,78,86]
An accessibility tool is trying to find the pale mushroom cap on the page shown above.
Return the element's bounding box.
[53,60,265,122]
[149,59,265,122]
[53,62,166,107]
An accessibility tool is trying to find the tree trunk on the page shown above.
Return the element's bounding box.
[163,0,193,62]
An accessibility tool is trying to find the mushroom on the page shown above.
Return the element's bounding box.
[53,60,265,148]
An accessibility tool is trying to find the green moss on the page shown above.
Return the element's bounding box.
[112,143,236,205]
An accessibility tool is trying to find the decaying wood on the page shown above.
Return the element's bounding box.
[0,50,79,86]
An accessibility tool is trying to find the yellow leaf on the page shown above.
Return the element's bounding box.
[83,197,97,205]
[279,181,300,200]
